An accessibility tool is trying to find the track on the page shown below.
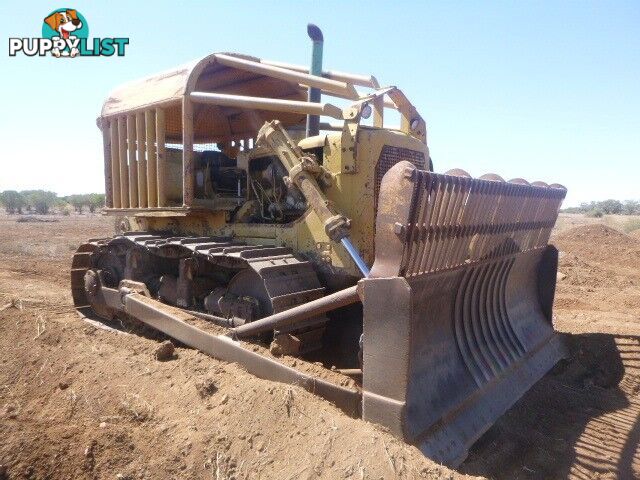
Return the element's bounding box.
[71,232,328,348]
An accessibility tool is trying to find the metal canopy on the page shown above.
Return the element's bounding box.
[100,53,310,142]
[102,52,387,141]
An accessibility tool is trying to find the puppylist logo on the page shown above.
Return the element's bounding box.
[9,8,129,58]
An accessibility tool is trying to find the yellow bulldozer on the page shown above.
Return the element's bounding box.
[72,25,567,465]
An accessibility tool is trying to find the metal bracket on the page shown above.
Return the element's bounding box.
[340,120,359,173]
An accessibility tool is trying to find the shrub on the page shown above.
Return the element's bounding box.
[585,209,604,218]
[63,193,105,214]
[624,218,640,234]
[623,200,640,216]
[0,190,26,214]
[87,193,105,213]
[562,199,639,215]
[67,194,85,214]
[22,190,57,215]
[599,199,623,215]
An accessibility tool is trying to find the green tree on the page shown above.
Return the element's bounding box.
[22,190,57,215]
[67,194,86,214]
[87,193,105,213]
[623,200,640,215]
[0,190,26,214]
[54,196,69,211]
[598,199,623,215]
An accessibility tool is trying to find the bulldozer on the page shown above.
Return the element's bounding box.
[72,25,567,466]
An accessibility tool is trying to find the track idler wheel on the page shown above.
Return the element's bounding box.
[83,269,115,320]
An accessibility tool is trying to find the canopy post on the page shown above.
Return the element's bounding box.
[136,113,148,208]
[145,110,158,207]
[109,119,121,208]
[182,97,194,207]
[102,120,113,208]
[127,115,138,208]
[117,117,130,208]
[156,108,167,207]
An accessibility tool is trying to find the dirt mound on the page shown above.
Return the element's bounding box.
[556,223,636,246]
[553,222,640,322]
[15,216,59,223]
[555,223,640,270]
[557,253,637,291]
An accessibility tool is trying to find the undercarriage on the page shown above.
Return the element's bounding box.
[72,233,362,360]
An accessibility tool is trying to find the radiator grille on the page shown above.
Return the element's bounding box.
[374,146,426,213]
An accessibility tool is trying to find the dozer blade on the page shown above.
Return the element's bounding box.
[360,161,567,466]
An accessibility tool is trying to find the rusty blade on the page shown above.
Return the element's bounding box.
[371,162,567,278]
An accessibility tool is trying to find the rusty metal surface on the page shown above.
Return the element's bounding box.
[232,285,359,338]
[371,161,566,278]
[92,233,324,315]
[361,161,567,466]
[71,240,109,320]
[71,232,331,357]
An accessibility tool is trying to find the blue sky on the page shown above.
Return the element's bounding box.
[1,1,638,206]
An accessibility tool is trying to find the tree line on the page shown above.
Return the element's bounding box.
[562,199,640,217]
[0,190,105,215]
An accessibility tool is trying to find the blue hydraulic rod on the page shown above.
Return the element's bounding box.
[341,237,370,278]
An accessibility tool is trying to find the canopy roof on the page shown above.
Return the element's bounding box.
[100,53,320,115]
[101,53,313,143]
[98,52,427,145]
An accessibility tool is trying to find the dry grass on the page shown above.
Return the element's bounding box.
[0,298,23,312]
[623,217,640,234]
[554,213,640,236]
[119,392,154,422]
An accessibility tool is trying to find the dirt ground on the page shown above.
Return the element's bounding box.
[0,214,471,480]
[1,213,639,479]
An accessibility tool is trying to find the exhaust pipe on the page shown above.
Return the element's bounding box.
[305,23,323,137]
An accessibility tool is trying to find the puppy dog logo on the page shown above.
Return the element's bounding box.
[42,8,87,57]
[8,8,129,58]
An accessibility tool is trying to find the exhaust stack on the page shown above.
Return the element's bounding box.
[305,23,323,137]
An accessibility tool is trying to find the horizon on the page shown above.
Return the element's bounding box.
[1,188,639,207]
[1,2,638,207]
